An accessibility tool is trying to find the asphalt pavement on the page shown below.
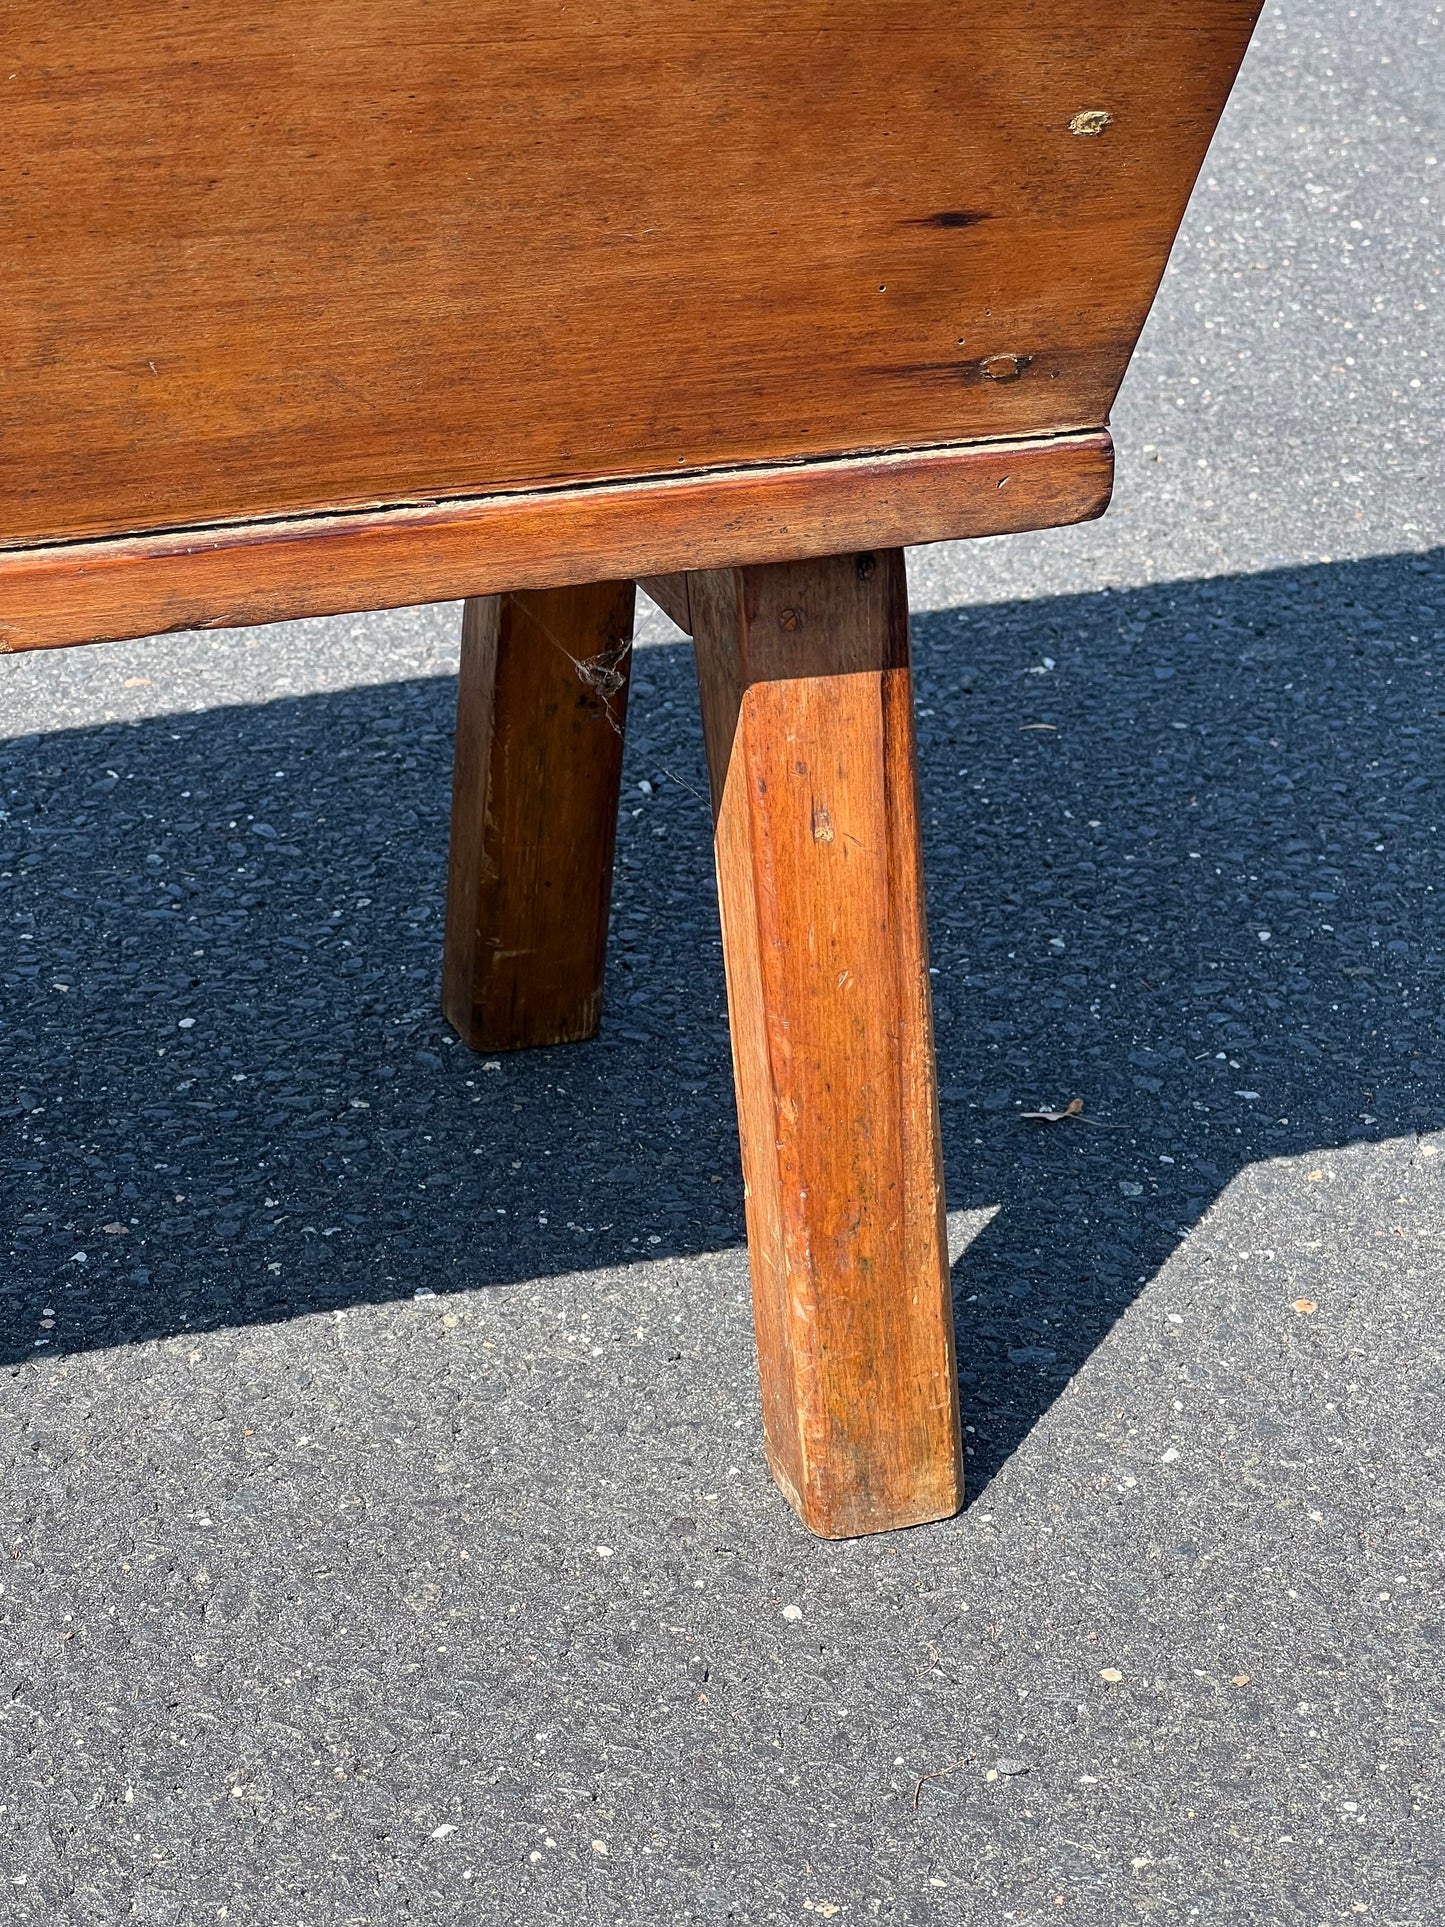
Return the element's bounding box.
[2,0,1442,1920]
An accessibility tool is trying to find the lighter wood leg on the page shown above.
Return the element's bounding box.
[689,550,962,1537]
[442,581,635,1051]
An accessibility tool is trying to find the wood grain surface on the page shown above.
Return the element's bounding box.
[636,575,693,635]
[442,582,635,1052]
[3,1,1259,548]
[0,433,1112,652]
[691,550,962,1537]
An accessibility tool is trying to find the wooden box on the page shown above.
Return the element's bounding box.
[2,3,1260,1536]
[2,1,1258,650]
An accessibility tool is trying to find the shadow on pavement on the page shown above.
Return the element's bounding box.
[2,547,1441,1494]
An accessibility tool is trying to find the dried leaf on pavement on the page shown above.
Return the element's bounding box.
[1020,1097,1084,1123]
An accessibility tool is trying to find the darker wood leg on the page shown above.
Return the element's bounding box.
[442,580,635,1051]
[689,550,962,1537]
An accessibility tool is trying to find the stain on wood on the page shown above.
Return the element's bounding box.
[913,210,993,229]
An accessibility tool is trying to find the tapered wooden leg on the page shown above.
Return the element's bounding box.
[442,580,635,1051]
[689,550,962,1537]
